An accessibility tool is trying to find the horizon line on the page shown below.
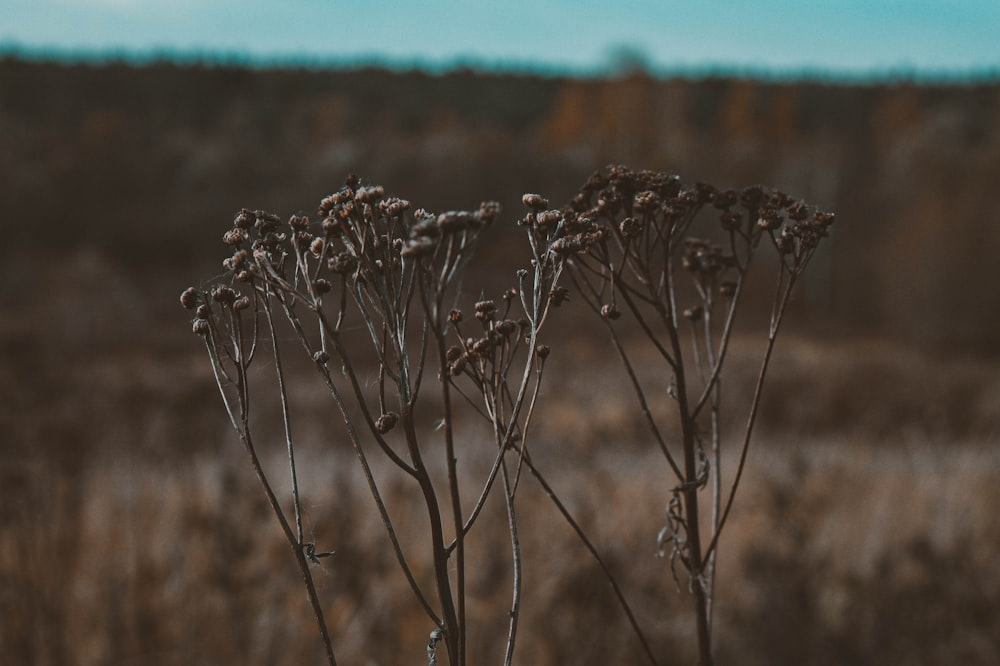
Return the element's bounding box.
[2,42,999,87]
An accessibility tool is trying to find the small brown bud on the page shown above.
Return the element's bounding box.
[438,211,474,233]
[196,304,210,318]
[233,296,251,311]
[289,215,310,231]
[549,286,570,307]
[536,210,562,227]
[495,319,518,337]
[355,185,385,204]
[180,287,199,309]
[375,411,399,434]
[550,237,581,256]
[313,350,330,364]
[314,278,332,294]
[233,209,254,229]
[310,238,325,257]
[379,197,411,217]
[476,201,501,224]
[601,303,621,320]
[620,216,642,238]
[633,190,660,212]
[211,285,237,305]
[321,216,341,235]
[223,228,247,246]
[471,337,493,356]
[223,249,249,271]
[449,356,468,376]
[774,232,795,255]
[448,309,463,323]
[786,201,810,221]
[192,319,210,336]
[401,237,435,258]
[535,344,551,360]
[757,206,783,231]
[522,193,549,210]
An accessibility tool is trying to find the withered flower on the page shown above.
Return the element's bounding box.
[180,287,200,309]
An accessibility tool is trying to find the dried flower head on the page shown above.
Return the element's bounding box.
[495,319,519,337]
[549,286,570,307]
[358,185,387,205]
[180,287,200,309]
[375,412,399,434]
[222,249,249,271]
[401,237,436,258]
[223,228,248,246]
[449,355,468,376]
[620,216,642,238]
[522,193,549,211]
[757,206,783,231]
[329,252,358,274]
[211,285,237,305]
[474,300,497,323]
[379,197,411,217]
[634,190,660,213]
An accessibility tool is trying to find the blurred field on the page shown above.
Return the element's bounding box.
[3,322,999,664]
[2,57,1000,664]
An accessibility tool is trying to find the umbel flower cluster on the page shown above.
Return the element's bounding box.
[546,165,833,276]
[182,174,501,340]
[181,166,832,666]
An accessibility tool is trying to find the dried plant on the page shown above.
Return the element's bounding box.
[181,175,564,666]
[545,165,834,665]
[182,166,832,665]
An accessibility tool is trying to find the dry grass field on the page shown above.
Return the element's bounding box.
[4,318,999,664]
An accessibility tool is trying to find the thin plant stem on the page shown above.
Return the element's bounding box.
[522,453,660,666]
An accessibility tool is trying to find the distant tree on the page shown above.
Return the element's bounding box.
[605,43,655,77]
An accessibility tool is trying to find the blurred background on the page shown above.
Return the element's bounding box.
[2,1,999,664]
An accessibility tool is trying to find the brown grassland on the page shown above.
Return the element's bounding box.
[2,58,1000,664]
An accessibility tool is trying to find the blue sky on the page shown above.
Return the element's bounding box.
[2,0,998,76]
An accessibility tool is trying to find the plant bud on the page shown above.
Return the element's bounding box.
[375,411,399,434]
[522,193,549,210]
[180,287,199,309]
